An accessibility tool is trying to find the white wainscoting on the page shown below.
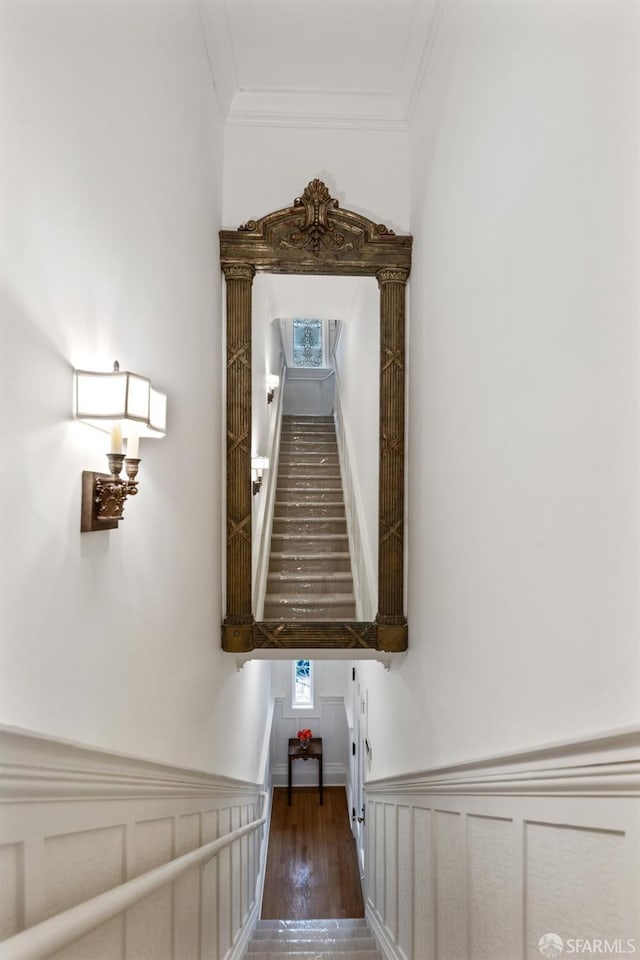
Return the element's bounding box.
[364,729,640,960]
[270,697,349,788]
[0,725,270,960]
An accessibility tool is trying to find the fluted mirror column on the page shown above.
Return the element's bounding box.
[223,262,255,652]
[376,267,409,652]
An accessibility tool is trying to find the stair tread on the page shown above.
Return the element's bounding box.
[264,593,355,604]
[273,517,347,523]
[255,920,368,928]
[275,501,344,506]
[268,572,353,581]
[271,534,348,540]
[247,947,381,960]
[248,938,376,950]
[270,552,352,559]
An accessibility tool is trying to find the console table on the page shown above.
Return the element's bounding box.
[288,737,323,805]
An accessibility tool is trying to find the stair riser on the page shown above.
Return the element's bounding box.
[271,520,347,536]
[267,577,354,595]
[271,536,349,553]
[279,454,340,465]
[278,484,343,497]
[247,940,377,952]
[274,503,345,518]
[280,468,341,479]
[279,441,338,450]
[280,434,336,444]
[248,955,380,960]
[269,557,353,574]
[263,603,356,619]
[280,423,336,441]
[282,413,334,430]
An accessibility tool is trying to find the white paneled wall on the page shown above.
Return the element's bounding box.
[364,731,640,960]
[270,697,349,788]
[0,727,269,960]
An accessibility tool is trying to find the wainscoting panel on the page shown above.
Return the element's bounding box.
[468,815,513,960]
[412,807,434,960]
[0,726,269,960]
[524,822,627,960]
[435,811,466,960]
[0,842,22,940]
[365,729,640,960]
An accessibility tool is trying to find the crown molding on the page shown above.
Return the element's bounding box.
[197,0,237,116]
[226,90,408,132]
[400,0,447,123]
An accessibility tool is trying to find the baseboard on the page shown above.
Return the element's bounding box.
[271,761,346,787]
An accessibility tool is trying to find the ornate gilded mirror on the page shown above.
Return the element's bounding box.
[220,179,412,653]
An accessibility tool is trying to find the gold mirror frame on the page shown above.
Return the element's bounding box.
[220,179,412,653]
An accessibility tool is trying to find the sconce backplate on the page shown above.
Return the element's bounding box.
[81,471,120,532]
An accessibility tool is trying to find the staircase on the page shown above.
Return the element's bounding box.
[263,415,356,620]
[247,919,382,959]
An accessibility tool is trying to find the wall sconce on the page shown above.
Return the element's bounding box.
[251,456,269,496]
[266,374,280,404]
[74,361,167,532]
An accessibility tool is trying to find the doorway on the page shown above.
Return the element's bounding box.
[263,658,369,918]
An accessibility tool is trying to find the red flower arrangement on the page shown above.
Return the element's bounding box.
[297,728,312,746]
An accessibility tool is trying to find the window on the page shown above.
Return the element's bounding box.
[293,318,323,367]
[292,659,313,709]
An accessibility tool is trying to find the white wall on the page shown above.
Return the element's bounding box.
[358,0,640,777]
[335,278,380,616]
[222,125,410,234]
[251,275,282,602]
[269,660,351,788]
[0,0,270,780]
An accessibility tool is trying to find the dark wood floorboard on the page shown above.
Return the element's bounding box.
[261,787,365,920]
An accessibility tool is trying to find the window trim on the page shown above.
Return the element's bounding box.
[292,659,314,710]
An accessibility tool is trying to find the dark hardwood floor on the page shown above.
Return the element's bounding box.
[261,787,365,920]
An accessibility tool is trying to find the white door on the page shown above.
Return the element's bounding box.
[351,667,367,877]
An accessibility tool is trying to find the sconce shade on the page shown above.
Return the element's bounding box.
[251,456,269,472]
[265,375,280,390]
[75,366,167,438]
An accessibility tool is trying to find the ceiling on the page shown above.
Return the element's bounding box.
[200,0,437,324]
[258,275,371,322]
[199,0,441,129]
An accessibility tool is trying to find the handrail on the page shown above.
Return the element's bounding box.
[0,792,268,960]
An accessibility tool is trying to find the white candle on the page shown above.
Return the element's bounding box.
[109,423,123,454]
[126,430,139,460]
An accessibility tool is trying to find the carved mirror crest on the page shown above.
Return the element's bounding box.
[220,180,412,653]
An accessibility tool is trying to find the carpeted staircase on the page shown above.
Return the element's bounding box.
[263,415,356,620]
[246,918,382,959]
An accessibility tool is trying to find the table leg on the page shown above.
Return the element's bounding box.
[288,756,292,805]
[319,754,323,805]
